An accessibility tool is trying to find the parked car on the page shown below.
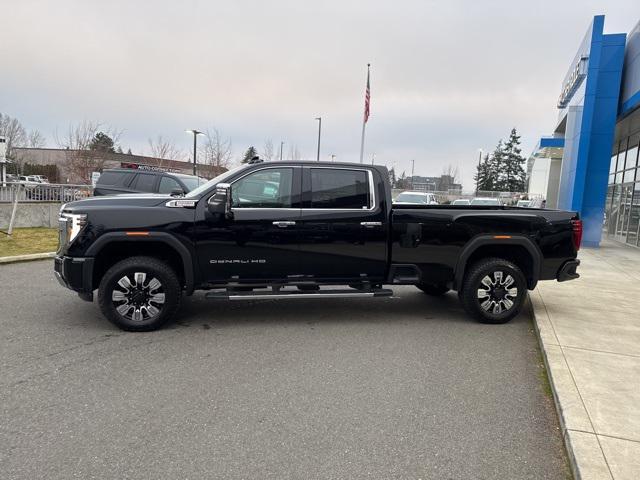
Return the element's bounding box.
[55,161,581,331]
[394,191,438,205]
[470,197,502,206]
[93,169,206,196]
[528,198,546,209]
[451,198,471,206]
[516,200,531,208]
[19,175,41,184]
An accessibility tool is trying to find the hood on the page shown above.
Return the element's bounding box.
[62,194,172,211]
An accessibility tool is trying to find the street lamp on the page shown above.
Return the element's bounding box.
[411,159,415,189]
[315,117,322,161]
[186,129,204,175]
[476,148,483,195]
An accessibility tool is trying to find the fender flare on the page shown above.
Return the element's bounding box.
[85,232,195,295]
[454,235,542,291]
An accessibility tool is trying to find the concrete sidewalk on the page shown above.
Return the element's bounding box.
[532,239,640,480]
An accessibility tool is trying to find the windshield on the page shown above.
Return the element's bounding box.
[185,165,248,198]
[395,193,428,203]
[471,198,501,206]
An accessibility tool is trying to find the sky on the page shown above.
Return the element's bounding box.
[1,0,638,189]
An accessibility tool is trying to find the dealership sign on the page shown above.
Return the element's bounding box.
[120,162,181,173]
[557,56,589,109]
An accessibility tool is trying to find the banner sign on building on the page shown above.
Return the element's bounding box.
[120,162,181,173]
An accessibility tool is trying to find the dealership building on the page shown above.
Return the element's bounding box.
[528,15,640,247]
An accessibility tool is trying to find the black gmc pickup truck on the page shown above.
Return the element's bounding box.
[54,161,581,331]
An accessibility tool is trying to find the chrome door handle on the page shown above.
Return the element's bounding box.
[273,221,296,227]
[360,221,382,227]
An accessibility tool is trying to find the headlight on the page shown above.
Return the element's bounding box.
[60,212,87,245]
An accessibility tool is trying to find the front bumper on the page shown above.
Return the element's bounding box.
[557,259,580,282]
[54,255,94,297]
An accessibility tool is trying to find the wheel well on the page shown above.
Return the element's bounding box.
[462,244,536,289]
[92,241,185,290]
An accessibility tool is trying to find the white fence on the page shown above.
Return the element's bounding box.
[391,189,543,205]
[0,182,93,203]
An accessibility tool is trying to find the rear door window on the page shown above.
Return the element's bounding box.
[97,171,133,186]
[131,173,157,193]
[310,168,371,209]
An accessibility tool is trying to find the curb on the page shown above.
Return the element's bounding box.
[0,252,56,264]
[529,291,613,480]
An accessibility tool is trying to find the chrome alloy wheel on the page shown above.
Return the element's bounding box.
[111,272,165,321]
[476,271,518,315]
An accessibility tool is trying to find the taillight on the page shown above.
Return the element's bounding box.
[571,219,582,251]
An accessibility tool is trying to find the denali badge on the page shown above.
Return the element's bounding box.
[210,259,267,264]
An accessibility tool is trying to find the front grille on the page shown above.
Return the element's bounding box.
[57,217,68,254]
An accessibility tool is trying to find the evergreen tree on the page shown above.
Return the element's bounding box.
[491,140,506,191]
[474,153,494,191]
[388,167,397,188]
[242,146,258,163]
[89,132,115,152]
[395,170,410,189]
[501,128,527,192]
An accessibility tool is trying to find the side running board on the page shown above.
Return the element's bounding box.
[205,288,393,301]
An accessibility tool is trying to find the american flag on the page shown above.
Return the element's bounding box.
[364,65,371,123]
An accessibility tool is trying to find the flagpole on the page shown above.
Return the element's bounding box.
[359,63,370,164]
[359,120,366,164]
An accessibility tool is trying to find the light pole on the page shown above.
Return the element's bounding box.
[411,159,415,189]
[476,148,483,195]
[280,141,284,161]
[186,129,203,175]
[315,117,322,161]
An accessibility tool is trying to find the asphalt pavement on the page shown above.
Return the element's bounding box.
[1,260,570,479]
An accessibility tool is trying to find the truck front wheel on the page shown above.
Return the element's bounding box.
[459,257,526,324]
[98,256,182,331]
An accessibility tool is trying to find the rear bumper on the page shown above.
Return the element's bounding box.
[557,259,580,282]
[54,255,94,298]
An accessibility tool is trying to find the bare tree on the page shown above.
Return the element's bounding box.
[441,164,460,183]
[27,129,46,148]
[262,139,274,161]
[55,121,122,183]
[148,135,183,166]
[200,128,232,178]
[0,113,27,158]
[287,144,301,160]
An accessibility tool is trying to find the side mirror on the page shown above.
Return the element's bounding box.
[170,187,184,196]
[207,183,234,219]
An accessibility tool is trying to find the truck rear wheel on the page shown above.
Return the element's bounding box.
[459,257,526,324]
[98,256,182,331]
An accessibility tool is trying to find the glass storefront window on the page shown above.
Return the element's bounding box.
[627,185,640,246]
[607,134,640,247]
[623,169,637,184]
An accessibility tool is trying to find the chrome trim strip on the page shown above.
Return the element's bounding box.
[228,292,376,300]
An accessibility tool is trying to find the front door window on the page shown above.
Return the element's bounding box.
[232,168,293,208]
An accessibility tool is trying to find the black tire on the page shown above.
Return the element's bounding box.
[459,257,527,324]
[416,283,450,296]
[98,256,182,331]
